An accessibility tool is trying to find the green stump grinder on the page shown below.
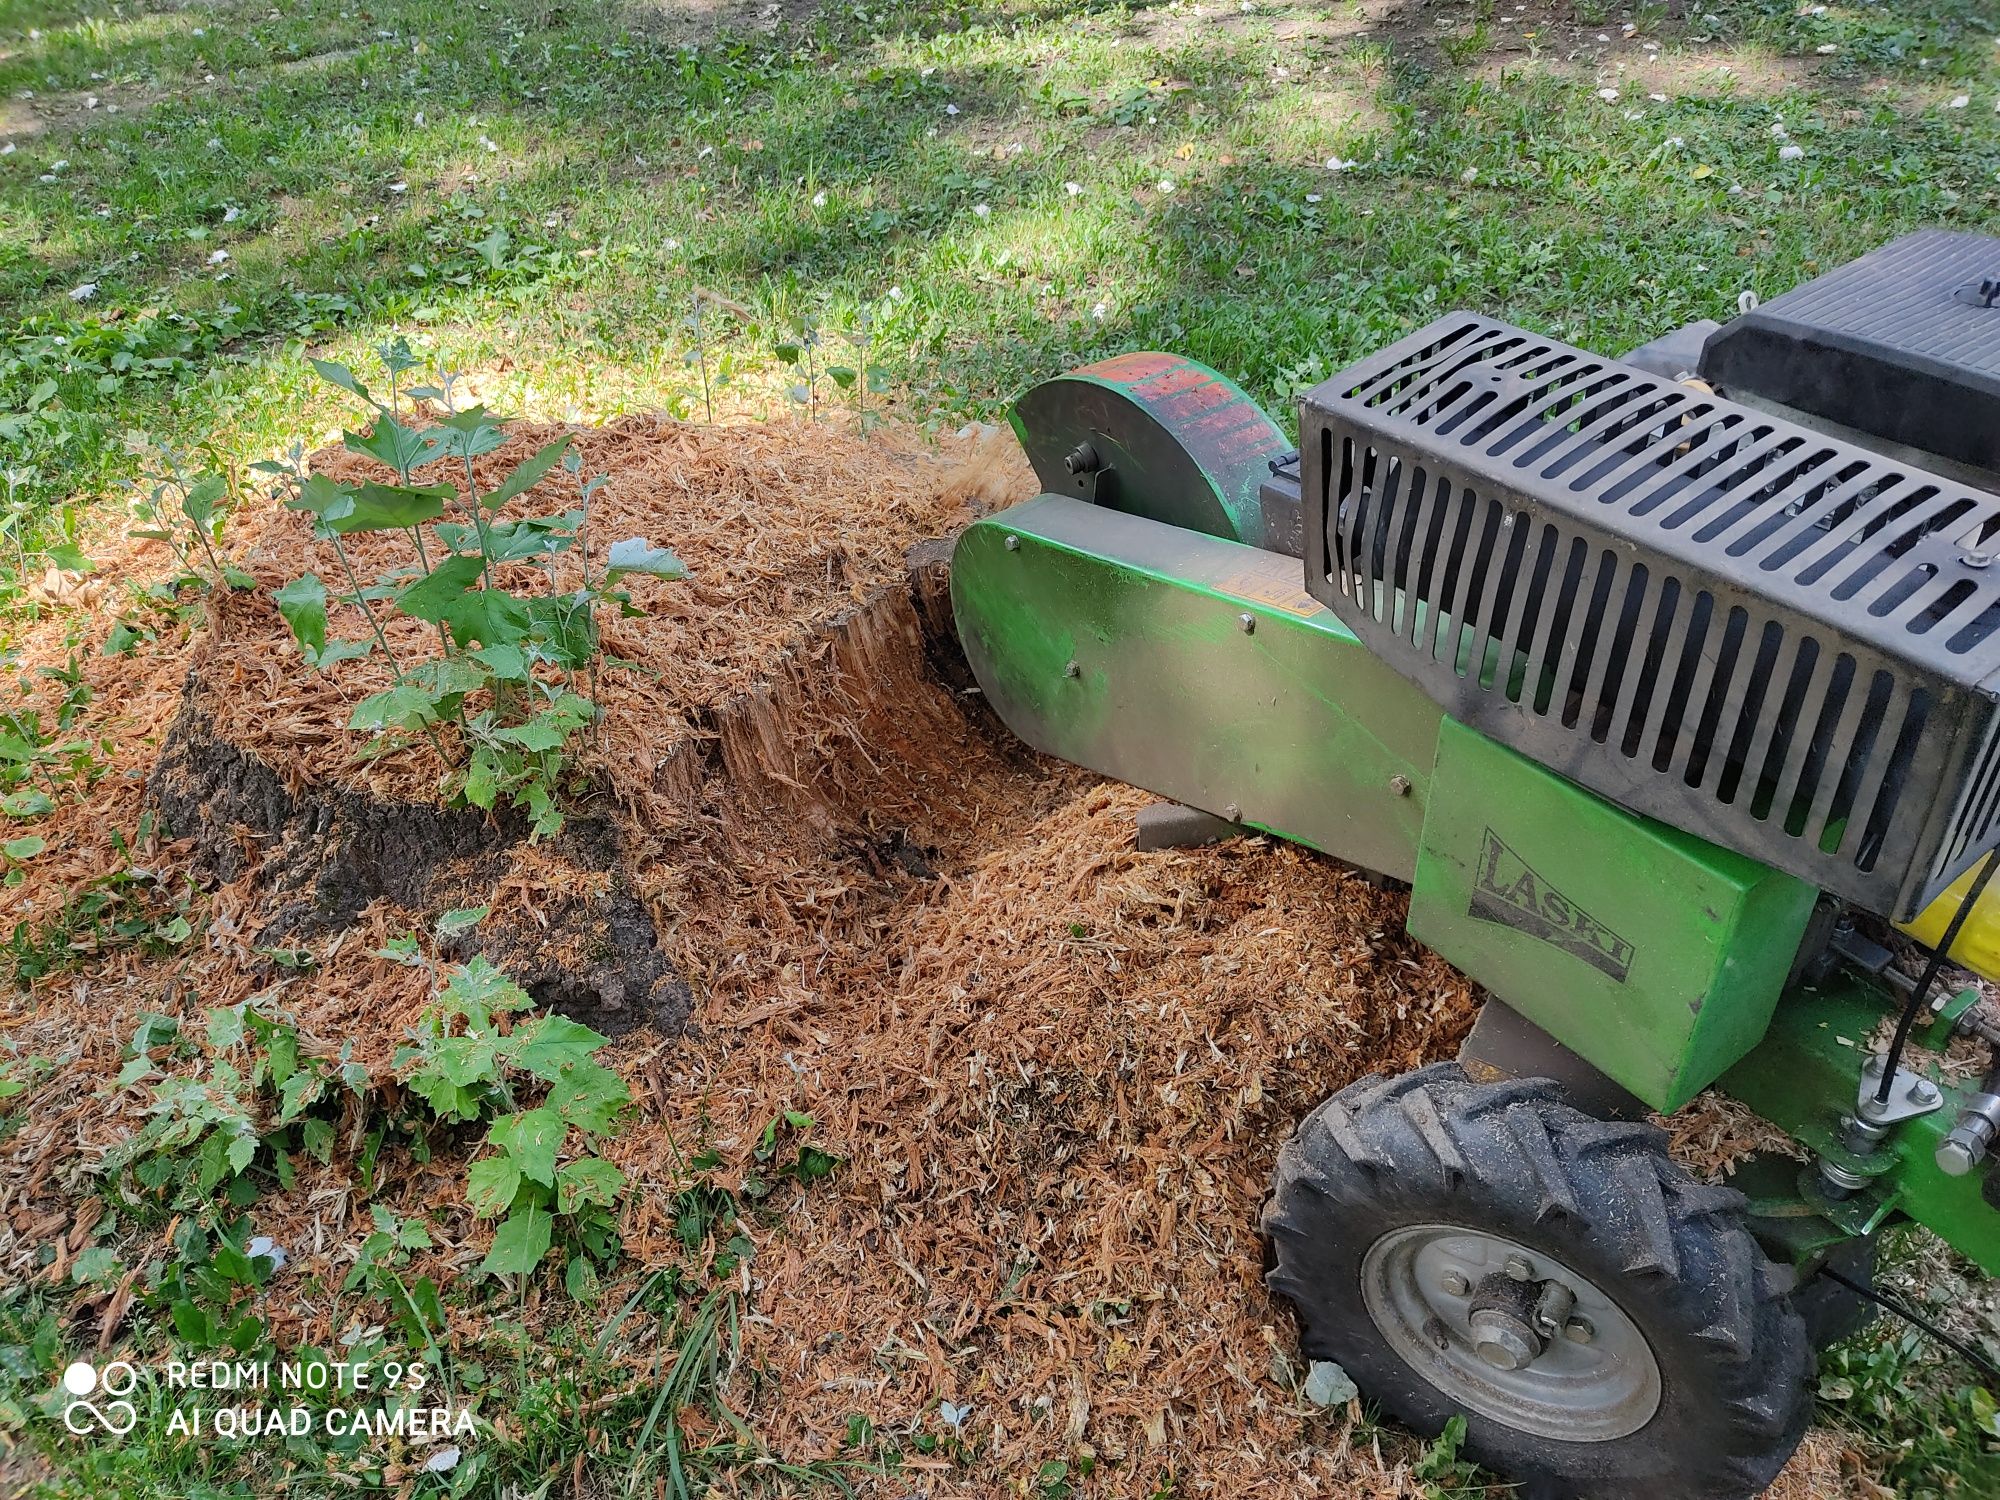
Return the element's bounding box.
[948,230,2000,1497]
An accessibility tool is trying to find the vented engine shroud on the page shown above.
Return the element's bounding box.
[1300,313,2000,923]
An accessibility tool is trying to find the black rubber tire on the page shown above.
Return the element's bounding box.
[1263,1063,1812,1500]
[1793,1233,1881,1352]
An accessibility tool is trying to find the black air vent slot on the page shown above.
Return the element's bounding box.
[1301,313,2000,920]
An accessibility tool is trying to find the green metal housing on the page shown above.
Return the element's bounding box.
[951,493,2000,1274]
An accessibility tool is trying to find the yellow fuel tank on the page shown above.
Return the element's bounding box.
[1897,863,2000,984]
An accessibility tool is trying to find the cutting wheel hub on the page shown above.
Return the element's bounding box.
[1360,1224,1662,1441]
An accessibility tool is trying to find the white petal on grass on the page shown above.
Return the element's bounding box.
[1460,166,1479,183]
[1948,95,1970,109]
[1816,43,1837,53]
[1778,143,1804,160]
[1090,301,1108,320]
[1325,156,1357,171]
[389,181,408,193]
[810,190,826,206]
[1597,87,1620,101]
[972,202,991,217]
[1063,180,1082,196]
[945,103,959,115]
[209,249,230,264]
[68,282,97,301]
[1305,192,1321,203]
[422,1447,461,1473]
[1157,177,1175,192]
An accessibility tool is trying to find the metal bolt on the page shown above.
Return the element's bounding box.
[1063,660,1080,679]
[1224,803,1242,823]
[1238,613,1256,634]
[1965,549,1995,570]
[1469,1309,1541,1371]
[1504,1254,1534,1282]
[1003,534,1020,551]
[1063,441,1101,476]
[1564,1317,1595,1345]
[1439,1270,1470,1297]
[1909,1077,1939,1105]
[1388,774,1412,797]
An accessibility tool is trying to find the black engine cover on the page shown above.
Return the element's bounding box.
[1699,230,2000,478]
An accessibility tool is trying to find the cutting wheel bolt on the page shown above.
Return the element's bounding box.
[1238,613,1256,634]
[1504,1255,1534,1281]
[1388,774,1412,797]
[1063,660,1080,679]
[1003,534,1020,551]
[1565,1317,1595,1345]
[1438,1270,1470,1297]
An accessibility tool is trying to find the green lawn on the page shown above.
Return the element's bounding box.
[3,0,1996,539]
[5,0,2000,1493]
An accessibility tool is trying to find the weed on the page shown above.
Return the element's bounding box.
[271,344,685,838]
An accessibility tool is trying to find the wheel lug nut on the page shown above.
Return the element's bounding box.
[1504,1255,1534,1282]
[1439,1270,1469,1297]
[1564,1317,1595,1345]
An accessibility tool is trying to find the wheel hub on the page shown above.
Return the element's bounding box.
[1360,1224,1663,1442]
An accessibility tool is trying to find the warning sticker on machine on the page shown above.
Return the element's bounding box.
[1469,828,1635,982]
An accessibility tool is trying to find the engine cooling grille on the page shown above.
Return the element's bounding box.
[1299,313,2000,921]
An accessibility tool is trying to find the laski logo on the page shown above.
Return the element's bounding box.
[1469,828,1635,982]
[61,1360,139,1437]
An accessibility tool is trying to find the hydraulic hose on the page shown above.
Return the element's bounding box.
[1876,848,2000,1106]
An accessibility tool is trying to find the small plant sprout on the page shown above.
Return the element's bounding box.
[776,314,823,422]
[270,348,687,838]
[123,434,254,602]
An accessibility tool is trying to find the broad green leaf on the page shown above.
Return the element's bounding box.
[435,406,509,459]
[471,642,530,680]
[2,789,52,817]
[393,553,485,623]
[441,588,532,650]
[489,1106,565,1186]
[409,654,489,699]
[286,473,358,529]
[206,1006,244,1051]
[311,358,374,404]
[274,573,328,658]
[555,1156,624,1214]
[345,414,446,473]
[547,1059,630,1135]
[479,1206,552,1276]
[493,714,571,753]
[462,751,499,810]
[180,473,228,527]
[468,520,562,563]
[225,1131,257,1175]
[2,835,46,860]
[43,542,92,573]
[314,639,374,668]
[466,1154,523,1217]
[349,685,441,733]
[435,905,490,937]
[334,480,455,534]
[481,437,572,511]
[605,537,688,583]
[527,594,597,668]
[440,956,534,1017]
[826,365,856,389]
[509,1016,610,1083]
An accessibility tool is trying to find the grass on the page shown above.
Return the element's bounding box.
[2,0,1996,533]
[4,0,2000,1493]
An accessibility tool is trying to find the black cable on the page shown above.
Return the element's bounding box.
[1875,848,2000,1105]
[1820,1266,2000,1386]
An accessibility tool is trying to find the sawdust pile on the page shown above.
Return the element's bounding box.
[0,412,1868,1497]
